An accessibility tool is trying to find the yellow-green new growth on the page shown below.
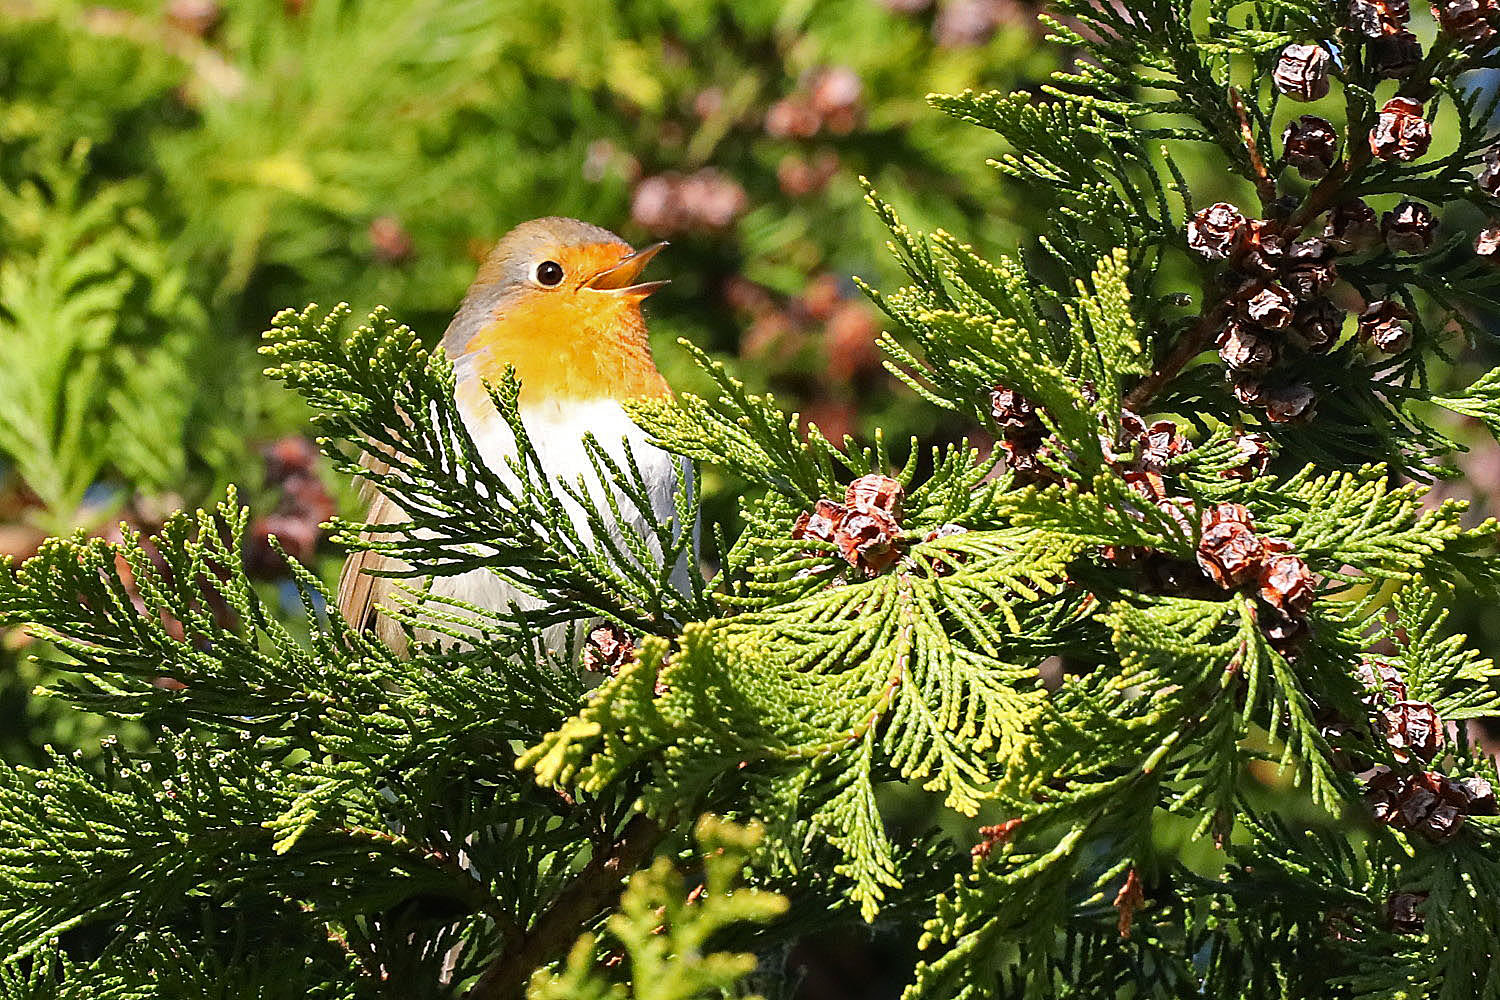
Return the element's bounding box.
[527,817,788,1000]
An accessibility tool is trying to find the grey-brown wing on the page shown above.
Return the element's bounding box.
[335,455,410,656]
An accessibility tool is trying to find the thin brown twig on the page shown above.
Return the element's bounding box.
[1122,303,1228,413]
[1229,86,1278,211]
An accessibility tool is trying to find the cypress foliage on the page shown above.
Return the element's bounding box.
[6,1,1500,997]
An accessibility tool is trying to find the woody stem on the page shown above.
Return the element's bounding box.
[466,814,664,1000]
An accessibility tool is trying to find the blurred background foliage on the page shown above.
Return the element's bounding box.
[0,0,1056,763]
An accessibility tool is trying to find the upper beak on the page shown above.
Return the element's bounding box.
[584,241,669,298]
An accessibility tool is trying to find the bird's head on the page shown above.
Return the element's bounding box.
[442,217,670,410]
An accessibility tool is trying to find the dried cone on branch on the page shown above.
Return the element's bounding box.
[1235,219,1286,275]
[1292,297,1344,352]
[1218,321,1278,373]
[1386,891,1427,934]
[1432,0,1500,46]
[1282,240,1338,299]
[1382,201,1437,253]
[1358,656,1409,705]
[584,624,636,675]
[1282,116,1339,179]
[1197,503,1264,589]
[792,474,906,576]
[1231,375,1267,407]
[1359,300,1413,353]
[1258,542,1315,616]
[1370,98,1432,161]
[1368,30,1423,77]
[1187,203,1247,260]
[991,385,1044,442]
[991,384,1060,481]
[1461,776,1498,813]
[792,498,847,546]
[1273,44,1332,101]
[1136,419,1193,471]
[1323,199,1381,251]
[1221,432,1273,480]
[1363,767,1493,841]
[1479,147,1500,196]
[1349,0,1410,36]
[1380,700,1444,761]
[1235,280,1296,329]
[1263,384,1317,423]
[836,507,902,575]
[846,473,905,520]
[1476,222,1500,259]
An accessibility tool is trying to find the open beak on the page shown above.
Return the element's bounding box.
[584,241,669,298]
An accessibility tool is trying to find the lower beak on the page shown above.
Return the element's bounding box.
[585,242,669,298]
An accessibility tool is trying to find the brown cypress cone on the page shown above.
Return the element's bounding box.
[1358,657,1409,705]
[792,498,847,545]
[1283,116,1339,178]
[1119,408,1147,438]
[1368,29,1423,77]
[1123,471,1196,536]
[1432,0,1500,46]
[1367,769,1475,841]
[1273,43,1332,101]
[1187,203,1247,259]
[1282,239,1338,299]
[1230,374,1267,407]
[1460,776,1498,814]
[1370,98,1432,161]
[1323,199,1381,251]
[1220,432,1272,480]
[1138,419,1193,471]
[1262,605,1310,651]
[1263,384,1317,423]
[835,506,901,574]
[1476,222,1500,258]
[584,624,636,675]
[845,473,904,519]
[1359,299,1413,353]
[1364,765,1404,824]
[1291,297,1344,352]
[1415,799,1459,842]
[1350,0,1411,34]
[991,385,1044,443]
[1382,200,1438,253]
[1387,891,1428,934]
[1000,438,1057,482]
[1480,147,1500,196]
[1235,280,1297,329]
[1258,546,1316,615]
[1197,503,1264,588]
[1218,321,1279,373]
[1397,775,1443,830]
[1235,219,1287,275]
[1381,700,1444,761]
[1124,468,1169,505]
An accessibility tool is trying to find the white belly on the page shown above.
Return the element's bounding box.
[428,395,692,649]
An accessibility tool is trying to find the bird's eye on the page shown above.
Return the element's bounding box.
[534,260,565,287]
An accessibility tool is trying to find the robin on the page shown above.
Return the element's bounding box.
[337,217,690,652]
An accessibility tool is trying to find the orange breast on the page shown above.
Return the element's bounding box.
[460,290,669,408]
